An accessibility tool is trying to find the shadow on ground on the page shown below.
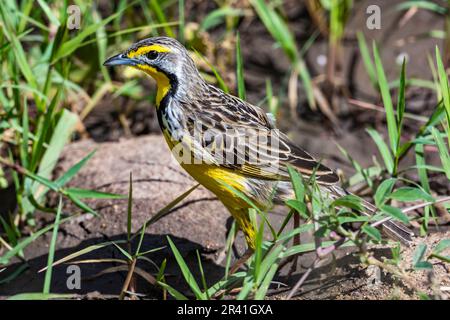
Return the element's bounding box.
[0,233,225,298]
[0,229,405,300]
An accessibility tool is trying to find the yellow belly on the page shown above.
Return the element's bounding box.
[181,163,249,207]
[181,163,257,248]
[162,131,257,247]
[162,130,250,207]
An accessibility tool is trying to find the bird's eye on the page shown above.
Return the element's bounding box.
[146,51,158,60]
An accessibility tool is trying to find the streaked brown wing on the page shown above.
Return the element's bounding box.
[277,131,339,184]
[184,85,339,185]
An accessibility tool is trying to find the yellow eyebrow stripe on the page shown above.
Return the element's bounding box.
[128,44,171,58]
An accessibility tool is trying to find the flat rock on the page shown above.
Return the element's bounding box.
[52,134,231,253]
[1,135,233,297]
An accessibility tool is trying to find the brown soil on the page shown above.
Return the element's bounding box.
[1,136,448,299]
[1,0,449,299]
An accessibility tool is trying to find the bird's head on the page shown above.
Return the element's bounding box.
[104,36,203,105]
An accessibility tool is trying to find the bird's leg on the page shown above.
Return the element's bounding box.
[215,217,238,265]
[212,247,253,299]
[287,213,301,277]
[225,208,256,274]
[229,248,254,275]
[278,210,305,275]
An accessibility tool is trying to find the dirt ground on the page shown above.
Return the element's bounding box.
[1,0,449,299]
[0,136,448,299]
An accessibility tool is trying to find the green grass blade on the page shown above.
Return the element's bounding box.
[196,250,209,300]
[36,0,60,27]
[431,127,450,179]
[52,5,131,63]
[0,2,40,108]
[43,197,62,294]
[0,216,18,248]
[282,240,354,257]
[224,220,237,279]
[66,193,98,216]
[14,168,60,192]
[265,78,278,116]
[112,242,132,261]
[253,220,265,282]
[157,281,188,300]
[193,49,229,93]
[251,0,315,109]
[276,223,314,243]
[127,172,133,242]
[31,109,78,203]
[415,143,433,234]
[0,216,74,265]
[287,165,305,201]
[374,178,396,207]
[381,205,410,224]
[366,128,394,173]
[389,187,434,202]
[433,239,450,254]
[7,293,76,300]
[93,7,110,83]
[236,275,254,300]
[0,263,28,285]
[29,85,62,172]
[362,225,382,242]
[435,47,450,141]
[413,243,433,269]
[64,188,125,199]
[38,240,126,273]
[373,42,398,152]
[17,0,34,32]
[200,7,245,31]
[256,243,284,285]
[254,260,279,300]
[221,182,277,239]
[54,150,96,188]
[167,236,205,299]
[396,1,447,15]
[20,98,29,169]
[396,58,407,145]
[149,0,174,38]
[393,58,406,175]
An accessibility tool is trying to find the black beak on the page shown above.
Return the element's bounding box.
[103,53,137,67]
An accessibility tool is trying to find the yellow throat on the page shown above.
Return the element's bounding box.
[136,64,171,107]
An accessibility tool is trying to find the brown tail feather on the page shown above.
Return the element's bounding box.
[327,185,414,246]
[359,197,414,245]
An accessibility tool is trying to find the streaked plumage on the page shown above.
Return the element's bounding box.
[104,36,413,249]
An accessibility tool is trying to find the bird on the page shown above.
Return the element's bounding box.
[104,36,413,270]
